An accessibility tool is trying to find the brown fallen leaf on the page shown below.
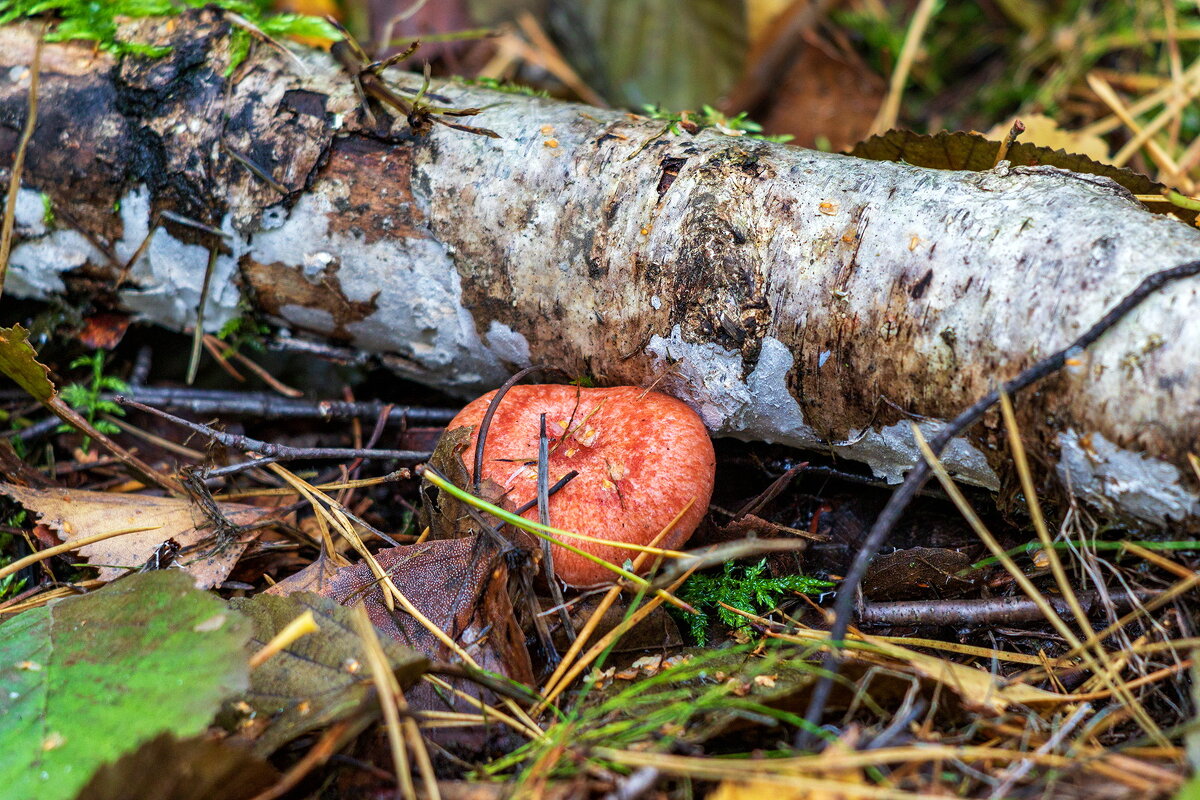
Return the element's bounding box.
[861,546,975,601]
[275,536,536,752]
[309,537,534,686]
[0,484,274,589]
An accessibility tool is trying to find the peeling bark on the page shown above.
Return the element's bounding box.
[2,13,1199,527]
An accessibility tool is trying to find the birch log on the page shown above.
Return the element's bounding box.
[2,12,1199,528]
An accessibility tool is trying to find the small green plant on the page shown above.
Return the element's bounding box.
[58,352,129,452]
[642,104,794,144]
[217,312,270,356]
[676,559,832,644]
[0,512,29,601]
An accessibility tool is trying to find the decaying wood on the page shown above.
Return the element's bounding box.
[2,12,1199,526]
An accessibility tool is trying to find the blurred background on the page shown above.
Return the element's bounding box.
[280,0,1200,193]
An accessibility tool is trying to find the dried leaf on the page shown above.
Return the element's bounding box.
[315,537,534,687]
[861,546,974,600]
[418,425,515,543]
[758,44,884,151]
[0,485,274,589]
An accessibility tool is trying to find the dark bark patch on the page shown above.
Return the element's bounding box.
[911,268,934,299]
[656,156,686,199]
[665,190,770,370]
[319,134,420,245]
[281,89,327,119]
[8,75,130,246]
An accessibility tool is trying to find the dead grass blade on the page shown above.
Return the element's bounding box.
[0,524,159,581]
[537,501,696,707]
[0,27,43,299]
[911,423,1170,746]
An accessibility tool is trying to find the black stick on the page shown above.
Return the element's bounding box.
[6,387,460,424]
[117,397,430,462]
[798,259,1200,746]
[472,365,556,491]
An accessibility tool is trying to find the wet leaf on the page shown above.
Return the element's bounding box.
[418,425,475,539]
[229,591,428,756]
[418,425,515,544]
[0,571,251,800]
[0,485,274,589]
[74,732,277,800]
[861,546,974,601]
[315,537,534,687]
[75,314,131,351]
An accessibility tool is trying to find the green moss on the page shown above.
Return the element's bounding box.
[39,192,54,228]
[642,103,794,144]
[0,0,339,65]
[216,309,270,355]
[676,559,832,644]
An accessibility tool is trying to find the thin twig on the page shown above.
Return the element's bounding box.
[992,119,1025,167]
[472,365,546,492]
[248,718,358,800]
[799,258,1200,745]
[0,386,458,423]
[0,525,160,581]
[869,0,940,136]
[186,247,219,385]
[0,28,43,299]
[858,590,1159,627]
[117,397,430,462]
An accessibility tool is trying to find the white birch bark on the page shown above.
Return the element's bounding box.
[2,15,1198,526]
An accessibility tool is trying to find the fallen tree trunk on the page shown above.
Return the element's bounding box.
[2,12,1198,527]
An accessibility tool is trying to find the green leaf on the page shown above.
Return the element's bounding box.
[258,12,339,40]
[0,326,56,402]
[0,571,252,800]
[97,376,129,392]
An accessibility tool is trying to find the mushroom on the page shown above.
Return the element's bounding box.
[444,384,715,587]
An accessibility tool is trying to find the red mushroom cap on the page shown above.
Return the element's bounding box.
[445,385,715,587]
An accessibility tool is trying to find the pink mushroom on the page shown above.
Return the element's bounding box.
[445,385,715,587]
